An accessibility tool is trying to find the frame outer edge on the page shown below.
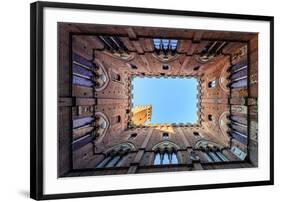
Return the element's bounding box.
[29,1,274,200]
[269,17,274,185]
[30,1,44,200]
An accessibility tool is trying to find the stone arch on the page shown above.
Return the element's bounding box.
[152,53,180,63]
[152,140,182,164]
[103,50,135,61]
[104,142,136,155]
[95,111,110,143]
[152,140,180,151]
[219,111,231,140]
[96,142,136,168]
[94,59,110,92]
[219,62,231,92]
[195,139,223,150]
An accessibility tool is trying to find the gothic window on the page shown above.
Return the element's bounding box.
[97,36,133,60]
[230,60,247,73]
[230,115,247,125]
[231,130,248,145]
[153,141,179,165]
[72,53,95,87]
[94,112,109,143]
[229,61,248,89]
[153,150,178,165]
[203,150,228,162]
[153,39,161,49]
[208,80,216,88]
[72,134,94,151]
[195,140,229,162]
[72,53,110,91]
[216,151,229,161]
[162,39,169,50]
[170,40,178,51]
[73,75,93,87]
[96,143,135,168]
[196,41,227,63]
[98,36,128,53]
[171,152,179,164]
[229,116,248,145]
[230,78,247,88]
[73,117,94,129]
[153,38,178,55]
[72,112,109,149]
[203,152,214,162]
[208,151,222,162]
[208,114,213,121]
[153,153,161,165]
[92,59,109,91]
[162,152,170,164]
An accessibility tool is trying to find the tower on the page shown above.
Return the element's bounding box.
[131,105,152,126]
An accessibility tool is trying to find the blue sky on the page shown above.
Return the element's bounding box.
[132,77,198,124]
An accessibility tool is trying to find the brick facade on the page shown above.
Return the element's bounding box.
[58,23,258,177]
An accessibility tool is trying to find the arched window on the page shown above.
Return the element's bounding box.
[93,112,109,144]
[72,54,110,91]
[203,150,229,162]
[195,140,229,162]
[230,130,248,145]
[153,39,178,55]
[98,36,127,52]
[208,114,213,121]
[92,59,109,91]
[229,61,248,89]
[72,53,95,88]
[96,143,135,168]
[196,41,227,63]
[229,115,248,145]
[152,141,179,165]
[97,36,134,60]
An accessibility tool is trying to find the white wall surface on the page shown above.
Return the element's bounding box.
[0,0,279,201]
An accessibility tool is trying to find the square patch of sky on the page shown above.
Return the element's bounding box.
[132,77,198,124]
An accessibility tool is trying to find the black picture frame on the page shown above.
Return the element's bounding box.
[30,1,274,200]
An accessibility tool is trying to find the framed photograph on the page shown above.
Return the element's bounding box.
[30,1,274,200]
